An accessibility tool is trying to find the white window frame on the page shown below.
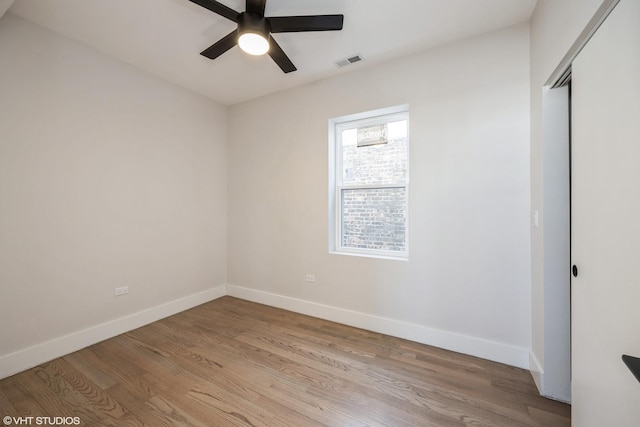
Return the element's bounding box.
[328,105,410,260]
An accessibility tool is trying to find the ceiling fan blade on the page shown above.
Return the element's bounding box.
[189,0,239,22]
[200,31,238,60]
[268,15,344,33]
[246,0,266,16]
[268,37,297,73]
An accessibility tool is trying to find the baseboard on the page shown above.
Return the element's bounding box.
[529,350,572,403]
[227,285,530,369]
[0,285,227,380]
[530,351,544,393]
[1,284,531,380]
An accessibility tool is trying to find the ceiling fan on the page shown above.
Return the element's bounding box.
[189,0,344,73]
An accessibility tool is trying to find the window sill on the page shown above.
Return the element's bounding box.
[329,250,408,262]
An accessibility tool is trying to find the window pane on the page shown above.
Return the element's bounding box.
[341,187,406,251]
[341,120,408,186]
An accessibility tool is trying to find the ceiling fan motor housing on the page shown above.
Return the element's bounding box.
[238,12,270,41]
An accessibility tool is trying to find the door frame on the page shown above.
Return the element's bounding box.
[539,83,571,402]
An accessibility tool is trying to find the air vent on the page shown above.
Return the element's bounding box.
[336,54,363,68]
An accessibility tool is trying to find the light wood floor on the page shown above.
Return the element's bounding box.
[0,297,570,426]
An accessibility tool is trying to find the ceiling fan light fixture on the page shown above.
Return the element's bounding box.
[237,12,270,56]
[238,31,269,55]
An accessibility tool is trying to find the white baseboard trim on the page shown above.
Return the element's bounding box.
[529,351,544,393]
[227,285,530,369]
[0,285,227,380]
[1,284,531,380]
[529,350,572,403]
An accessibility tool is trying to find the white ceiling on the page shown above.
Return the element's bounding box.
[8,0,537,105]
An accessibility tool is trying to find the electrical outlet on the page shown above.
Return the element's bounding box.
[114,286,129,296]
[305,275,316,283]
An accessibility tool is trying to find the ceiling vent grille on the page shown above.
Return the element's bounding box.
[336,55,363,68]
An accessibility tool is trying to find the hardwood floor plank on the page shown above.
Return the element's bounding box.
[104,383,172,427]
[0,297,570,426]
[63,351,118,390]
[13,370,78,419]
[0,387,17,416]
[0,376,48,418]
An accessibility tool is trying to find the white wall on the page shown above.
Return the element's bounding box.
[0,13,228,377]
[228,23,532,368]
[529,0,607,394]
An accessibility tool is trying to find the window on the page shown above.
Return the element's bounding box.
[329,105,409,259]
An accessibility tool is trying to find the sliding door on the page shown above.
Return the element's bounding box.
[571,0,640,425]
